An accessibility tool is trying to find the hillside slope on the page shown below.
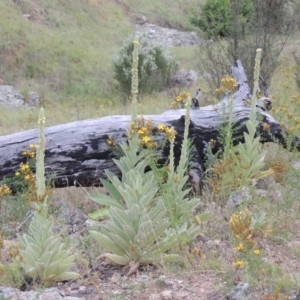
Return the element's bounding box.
[0,0,199,102]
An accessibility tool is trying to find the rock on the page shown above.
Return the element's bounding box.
[0,286,85,300]
[0,85,27,108]
[270,189,283,202]
[254,189,268,197]
[293,161,300,170]
[161,290,174,300]
[56,199,88,234]
[139,274,149,283]
[84,219,102,227]
[39,287,64,300]
[0,86,40,108]
[149,294,161,300]
[173,292,189,300]
[226,282,251,300]
[28,91,40,106]
[198,233,208,242]
[226,186,252,208]
[131,13,147,25]
[170,69,198,87]
[135,23,202,47]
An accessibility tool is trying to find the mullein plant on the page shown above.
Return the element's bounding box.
[16,108,79,286]
[17,213,79,285]
[207,50,273,196]
[89,37,181,275]
[232,49,274,185]
[160,96,202,247]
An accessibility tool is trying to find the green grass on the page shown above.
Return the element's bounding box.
[0,0,131,101]
[126,0,202,29]
[0,0,209,137]
[0,0,203,112]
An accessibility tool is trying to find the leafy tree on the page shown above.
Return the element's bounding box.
[192,0,296,91]
[190,0,253,38]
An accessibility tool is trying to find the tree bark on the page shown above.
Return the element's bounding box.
[0,60,299,188]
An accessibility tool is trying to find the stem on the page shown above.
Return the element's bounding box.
[250,49,262,124]
[131,38,139,121]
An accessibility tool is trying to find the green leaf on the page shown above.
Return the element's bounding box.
[106,222,130,244]
[105,254,130,266]
[109,233,131,252]
[53,272,80,281]
[100,178,122,202]
[122,224,136,242]
[147,239,176,254]
[88,207,110,220]
[90,230,125,256]
[195,211,212,224]
[89,193,124,209]
[111,207,134,228]
[44,260,60,278]
[19,250,36,267]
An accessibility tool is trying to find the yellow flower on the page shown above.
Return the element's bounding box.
[254,249,260,255]
[137,127,147,135]
[145,140,156,149]
[233,260,247,269]
[221,76,237,91]
[142,136,150,143]
[15,171,20,176]
[157,124,166,131]
[175,95,183,102]
[20,163,29,172]
[165,127,176,142]
[181,92,190,99]
[235,242,245,252]
[0,184,11,198]
[22,150,35,158]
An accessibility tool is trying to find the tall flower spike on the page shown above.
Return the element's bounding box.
[131,37,139,121]
[36,107,47,214]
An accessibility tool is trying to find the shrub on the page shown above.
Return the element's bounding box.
[113,33,178,98]
[190,0,253,38]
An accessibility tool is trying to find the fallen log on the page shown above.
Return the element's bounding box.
[0,60,299,188]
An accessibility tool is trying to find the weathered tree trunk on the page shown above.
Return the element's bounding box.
[0,60,299,188]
